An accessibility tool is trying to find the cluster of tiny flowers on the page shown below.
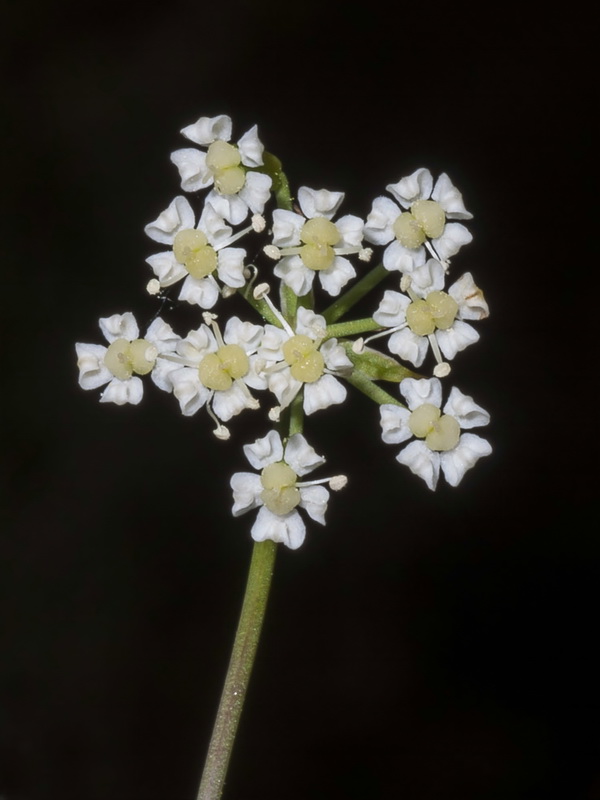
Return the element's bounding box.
[76,115,492,549]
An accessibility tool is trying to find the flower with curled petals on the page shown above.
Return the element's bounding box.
[371,259,489,375]
[256,306,353,417]
[75,313,178,405]
[230,430,346,549]
[364,168,473,274]
[265,186,371,296]
[170,114,272,225]
[380,377,492,490]
[145,196,256,309]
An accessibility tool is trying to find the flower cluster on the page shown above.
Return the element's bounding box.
[76,114,492,548]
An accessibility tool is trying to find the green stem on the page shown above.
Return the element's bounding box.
[322,263,389,324]
[324,318,382,340]
[344,369,406,407]
[197,539,277,800]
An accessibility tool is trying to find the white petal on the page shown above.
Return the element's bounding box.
[297,187,344,220]
[335,214,364,247]
[363,196,400,245]
[151,357,181,393]
[299,485,329,525]
[431,222,473,261]
[295,307,327,339]
[267,369,301,407]
[449,273,489,320]
[382,240,426,273]
[178,275,220,309]
[144,196,196,244]
[318,256,355,296]
[244,430,283,470]
[387,328,427,367]
[75,343,111,390]
[257,325,287,361]
[178,325,216,361]
[237,124,265,167]
[224,317,263,352]
[273,256,314,296]
[373,290,410,328]
[212,383,253,421]
[443,388,490,429]
[205,189,248,225]
[100,377,143,406]
[379,404,412,445]
[396,440,440,491]
[216,248,246,289]
[400,377,442,410]
[170,367,209,415]
[320,338,353,371]
[408,259,446,297]
[251,506,306,550]
[435,321,479,360]
[284,433,325,477]
[180,115,232,145]
[170,149,212,193]
[99,312,139,343]
[198,203,233,247]
[440,434,492,487]
[431,173,473,219]
[145,318,179,351]
[271,209,304,247]
[231,472,263,516]
[387,168,433,208]
[239,172,272,215]
[145,252,187,286]
[303,374,347,415]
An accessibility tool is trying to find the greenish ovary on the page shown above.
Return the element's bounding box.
[173,229,218,279]
[392,199,446,248]
[406,291,458,336]
[104,337,157,380]
[260,461,301,515]
[299,217,340,271]
[205,140,245,195]
[198,344,249,391]
[282,335,325,383]
[408,403,460,451]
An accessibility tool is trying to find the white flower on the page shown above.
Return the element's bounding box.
[380,377,492,490]
[144,196,251,309]
[256,307,353,416]
[372,260,489,371]
[166,315,266,426]
[75,313,178,405]
[266,186,370,297]
[231,430,342,549]
[170,114,272,225]
[364,168,473,273]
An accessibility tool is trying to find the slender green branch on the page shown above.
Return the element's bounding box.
[197,540,277,800]
[324,318,382,340]
[321,263,390,323]
[344,369,406,407]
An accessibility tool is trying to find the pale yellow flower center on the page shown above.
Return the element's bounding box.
[299,217,341,271]
[392,199,446,248]
[406,291,458,336]
[260,461,301,515]
[173,229,218,279]
[198,344,249,391]
[408,403,460,451]
[104,338,157,380]
[205,140,246,195]
[282,335,325,383]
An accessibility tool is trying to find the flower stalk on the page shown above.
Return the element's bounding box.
[197,539,277,800]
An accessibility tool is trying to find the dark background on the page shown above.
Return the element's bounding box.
[2,3,596,799]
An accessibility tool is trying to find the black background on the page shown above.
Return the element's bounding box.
[2,3,596,799]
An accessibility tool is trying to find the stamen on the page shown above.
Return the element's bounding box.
[206,401,230,440]
[359,324,408,349]
[297,474,348,490]
[147,279,161,295]
[359,247,373,262]
[252,214,266,233]
[428,334,451,376]
[253,285,294,335]
[264,245,281,260]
